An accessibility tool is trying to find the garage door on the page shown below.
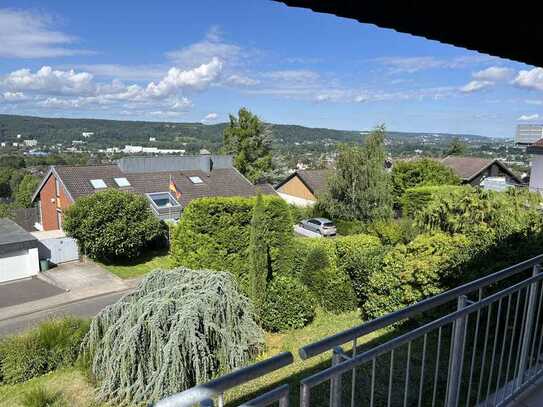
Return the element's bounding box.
[0,250,36,283]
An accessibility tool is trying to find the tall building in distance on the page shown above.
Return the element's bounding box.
[516,124,543,145]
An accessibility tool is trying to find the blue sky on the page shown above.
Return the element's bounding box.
[1,1,543,138]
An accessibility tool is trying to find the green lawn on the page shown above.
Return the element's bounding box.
[0,310,373,407]
[0,367,106,407]
[100,248,172,279]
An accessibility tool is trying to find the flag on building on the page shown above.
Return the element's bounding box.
[169,176,181,200]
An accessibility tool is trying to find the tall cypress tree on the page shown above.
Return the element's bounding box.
[248,194,269,314]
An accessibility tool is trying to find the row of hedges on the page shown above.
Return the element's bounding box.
[0,317,89,384]
[362,188,543,319]
[170,196,293,292]
[401,185,467,218]
[170,197,385,331]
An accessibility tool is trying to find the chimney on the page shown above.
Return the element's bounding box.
[199,156,212,175]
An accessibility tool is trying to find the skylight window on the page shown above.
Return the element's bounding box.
[189,176,204,184]
[114,177,131,187]
[90,179,107,189]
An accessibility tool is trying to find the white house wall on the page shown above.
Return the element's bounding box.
[277,192,316,207]
[0,248,39,283]
[530,155,543,193]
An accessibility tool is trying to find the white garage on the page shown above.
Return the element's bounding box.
[0,219,40,283]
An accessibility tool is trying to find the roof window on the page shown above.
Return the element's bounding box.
[189,176,204,184]
[114,177,131,187]
[90,179,107,189]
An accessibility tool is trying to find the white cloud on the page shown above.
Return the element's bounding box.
[514,68,543,92]
[3,66,94,95]
[201,112,218,123]
[0,9,90,58]
[460,80,493,93]
[518,114,540,121]
[224,74,259,86]
[2,91,26,101]
[73,64,166,81]
[166,26,241,68]
[472,66,513,81]
[145,57,223,97]
[263,70,320,82]
[376,55,493,74]
[526,100,543,105]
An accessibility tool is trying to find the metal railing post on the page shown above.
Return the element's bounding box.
[446,295,468,407]
[517,264,541,387]
[330,346,344,407]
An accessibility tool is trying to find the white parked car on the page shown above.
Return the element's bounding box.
[299,218,337,236]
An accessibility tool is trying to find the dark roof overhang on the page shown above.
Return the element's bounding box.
[274,1,543,67]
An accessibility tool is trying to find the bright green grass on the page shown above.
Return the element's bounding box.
[0,311,370,407]
[0,367,106,407]
[100,248,171,279]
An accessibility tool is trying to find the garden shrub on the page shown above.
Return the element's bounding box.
[401,185,467,218]
[261,275,316,332]
[82,268,264,405]
[63,189,165,260]
[0,317,89,384]
[294,238,358,313]
[170,196,293,291]
[21,386,67,407]
[334,219,366,236]
[362,232,472,319]
[391,158,460,207]
[335,234,384,305]
[365,218,418,246]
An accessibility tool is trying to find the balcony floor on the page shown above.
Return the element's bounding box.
[511,376,543,406]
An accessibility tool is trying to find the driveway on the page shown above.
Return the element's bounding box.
[42,260,128,294]
[0,278,64,308]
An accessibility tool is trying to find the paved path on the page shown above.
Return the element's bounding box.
[0,290,129,336]
[0,278,64,308]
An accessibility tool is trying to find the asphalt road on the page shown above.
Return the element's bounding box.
[0,290,128,336]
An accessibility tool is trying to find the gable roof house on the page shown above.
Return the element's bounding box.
[31,155,275,231]
[275,169,332,207]
[440,156,522,187]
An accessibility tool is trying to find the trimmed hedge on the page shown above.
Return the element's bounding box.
[171,196,293,291]
[0,317,89,384]
[290,234,382,312]
[365,218,418,246]
[362,232,472,319]
[335,234,384,306]
[363,188,543,319]
[401,185,467,218]
[261,276,316,331]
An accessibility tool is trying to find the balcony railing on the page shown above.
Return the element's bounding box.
[156,254,543,407]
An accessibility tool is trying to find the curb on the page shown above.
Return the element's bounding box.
[0,288,133,323]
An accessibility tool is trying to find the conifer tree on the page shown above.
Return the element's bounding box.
[223,107,273,183]
[248,193,269,314]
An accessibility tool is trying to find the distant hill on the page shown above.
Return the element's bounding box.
[0,114,491,152]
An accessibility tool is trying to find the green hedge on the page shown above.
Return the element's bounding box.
[170,196,293,291]
[261,276,316,331]
[401,185,467,218]
[335,235,384,306]
[0,317,89,384]
[363,188,543,319]
[290,234,382,313]
[362,232,472,319]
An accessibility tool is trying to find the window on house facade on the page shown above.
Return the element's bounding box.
[55,177,60,197]
[90,179,107,189]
